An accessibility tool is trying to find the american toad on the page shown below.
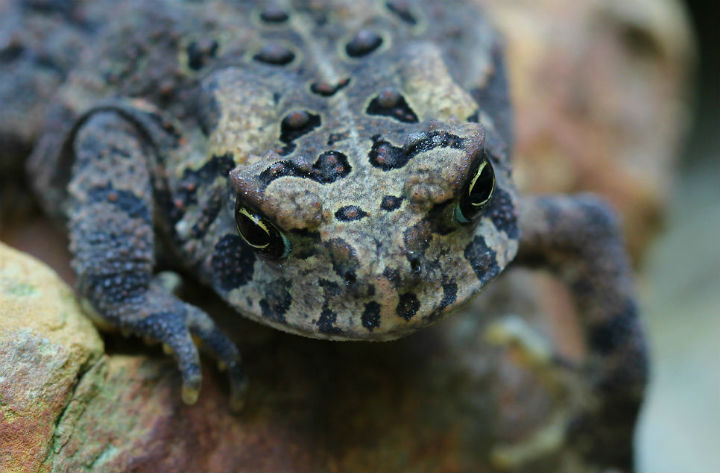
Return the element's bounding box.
[1,0,647,468]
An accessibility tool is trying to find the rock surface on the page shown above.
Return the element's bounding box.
[0,243,103,473]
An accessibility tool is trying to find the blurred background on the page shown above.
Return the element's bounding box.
[636,0,719,471]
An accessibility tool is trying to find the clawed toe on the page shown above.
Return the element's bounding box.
[227,363,248,412]
[185,305,248,411]
[120,293,247,409]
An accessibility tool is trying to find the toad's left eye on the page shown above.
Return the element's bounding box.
[455,156,496,224]
[235,203,290,259]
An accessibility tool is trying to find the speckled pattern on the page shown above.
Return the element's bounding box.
[1,1,646,468]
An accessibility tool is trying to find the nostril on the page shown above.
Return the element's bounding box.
[344,270,357,286]
[409,257,422,275]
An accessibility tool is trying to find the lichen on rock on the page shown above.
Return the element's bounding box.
[0,242,104,473]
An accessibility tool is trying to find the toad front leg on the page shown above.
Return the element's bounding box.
[68,111,246,410]
[514,194,649,469]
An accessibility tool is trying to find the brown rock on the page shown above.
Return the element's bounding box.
[0,242,103,473]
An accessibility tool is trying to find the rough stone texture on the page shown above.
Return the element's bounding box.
[0,242,103,473]
[481,0,694,259]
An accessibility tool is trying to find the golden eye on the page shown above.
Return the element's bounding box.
[235,203,290,259]
[455,156,495,224]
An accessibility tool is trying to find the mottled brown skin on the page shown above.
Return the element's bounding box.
[1,0,646,469]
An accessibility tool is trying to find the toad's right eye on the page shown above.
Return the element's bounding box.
[455,154,496,224]
[235,202,290,260]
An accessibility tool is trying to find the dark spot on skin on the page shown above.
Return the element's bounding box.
[383,267,401,289]
[589,303,637,356]
[406,131,465,154]
[369,139,406,171]
[427,279,458,321]
[310,78,350,97]
[439,281,458,310]
[34,53,64,75]
[158,82,174,100]
[409,257,422,275]
[87,185,151,223]
[190,189,223,239]
[326,238,360,282]
[257,161,297,185]
[311,13,328,26]
[259,279,292,324]
[317,307,342,334]
[380,195,403,211]
[396,293,420,320]
[464,235,500,285]
[386,0,417,25]
[140,110,182,141]
[366,89,419,123]
[258,151,351,188]
[335,205,368,222]
[327,132,348,146]
[282,110,313,132]
[171,153,235,223]
[488,187,519,238]
[369,132,465,171]
[346,30,383,57]
[259,5,289,23]
[253,43,295,66]
[362,302,381,331]
[426,202,455,235]
[0,37,24,62]
[197,87,221,136]
[319,279,342,296]
[211,234,257,291]
[343,271,357,287]
[22,0,74,15]
[186,39,218,71]
[279,110,321,154]
[316,280,343,334]
[404,220,431,256]
[288,229,321,260]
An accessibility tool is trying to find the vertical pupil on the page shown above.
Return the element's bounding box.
[469,161,494,205]
[236,208,271,248]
